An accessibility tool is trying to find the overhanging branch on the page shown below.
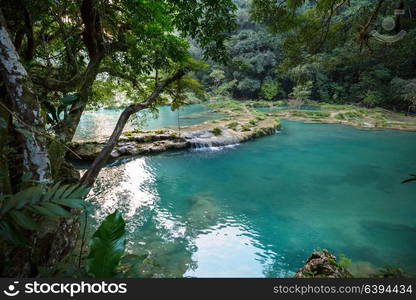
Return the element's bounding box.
[81,69,187,187]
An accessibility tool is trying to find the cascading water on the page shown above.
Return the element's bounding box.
[184,128,241,151]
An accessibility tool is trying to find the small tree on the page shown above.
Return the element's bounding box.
[289,80,313,107]
[209,69,226,94]
[363,90,383,108]
[261,80,280,101]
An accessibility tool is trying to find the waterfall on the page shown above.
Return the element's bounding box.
[185,132,240,151]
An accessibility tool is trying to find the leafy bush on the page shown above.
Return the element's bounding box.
[227,122,239,130]
[363,90,383,108]
[241,124,253,131]
[289,81,313,103]
[212,127,222,136]
[261,80,280,100]
[337,253,352,269]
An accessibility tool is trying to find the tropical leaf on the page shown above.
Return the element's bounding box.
[86,210,126,277]
[9,210,40,231]
[15,128,33,139]
[0,220,28,247]
[52,198,85,209]
[40,202,72,217]
[0,182,88,247]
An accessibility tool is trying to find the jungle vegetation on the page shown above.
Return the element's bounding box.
[197,0,416,112]
[0,0,415,278]
[0,0,236,277]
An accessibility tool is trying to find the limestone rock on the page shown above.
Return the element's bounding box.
[294,249,352,278]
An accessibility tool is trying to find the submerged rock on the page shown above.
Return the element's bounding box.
[294,249,352,278]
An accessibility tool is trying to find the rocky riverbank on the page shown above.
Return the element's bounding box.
[274,108,416,131]
[68,107,281,161]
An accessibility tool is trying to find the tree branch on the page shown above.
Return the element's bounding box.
[81,69,187,187]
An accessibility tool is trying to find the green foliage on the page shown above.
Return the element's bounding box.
[0,183,89,247]
[208,100,244,111]
[241,123,253,131]
[212,127,222,136]
[337,253,352,269]
[86,210,126,277]
[227,122,239,130]
[209,69,226,88]
[237,78,261,96]
[363,90,383,108]
[261,80,280,100]
[289,81,313,102]
[250,0,416,110]
[193,1,283,100]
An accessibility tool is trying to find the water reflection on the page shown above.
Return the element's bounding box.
[89,158,158,220]
[87,155,285,277]
[85,121,416,277]
[75,105,224,142]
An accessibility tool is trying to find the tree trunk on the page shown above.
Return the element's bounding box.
[0,9,79,277]
[0,9,51,184]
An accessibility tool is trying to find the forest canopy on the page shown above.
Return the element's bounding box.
[194,0,416,111]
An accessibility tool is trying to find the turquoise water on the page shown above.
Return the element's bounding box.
[87,120,416,277]
[75,104,223,141]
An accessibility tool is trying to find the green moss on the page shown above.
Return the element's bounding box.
[289,110,307,117]
[169,133,178,139]
[275,118,281,129]
[249,119,258,126]
[306,111,330,118]
[274,100,285,106]
[143,135,154,142]
[227,122,239,130]
[154,129,167,134]
[336,111,361,120]
[320,103,351,110]
[212,127,222,136]
[335,113,346,120]
[241,124,253,131]
[375,120,388,127]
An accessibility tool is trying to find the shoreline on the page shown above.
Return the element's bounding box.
[68,102,416,161]
[68,106,281,161]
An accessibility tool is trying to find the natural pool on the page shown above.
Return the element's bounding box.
[83,113,416,277]
[74,104,224,141]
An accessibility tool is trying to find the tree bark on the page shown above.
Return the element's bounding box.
[0,9,51,184]
[81,70,186,187]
